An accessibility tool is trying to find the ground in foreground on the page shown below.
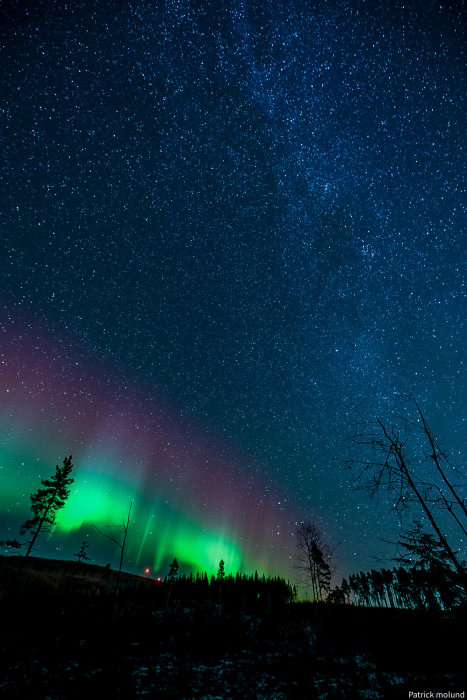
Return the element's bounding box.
[0,556,465,698]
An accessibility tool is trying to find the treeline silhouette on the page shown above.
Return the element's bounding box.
[330,565,466,611]
[125,569,296,613]
[164,570,292,586]
[0,554,295,616]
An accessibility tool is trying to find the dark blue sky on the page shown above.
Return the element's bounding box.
[1,0,465,577]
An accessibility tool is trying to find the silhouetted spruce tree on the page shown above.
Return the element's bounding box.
[166,557,180,608]
[21,456,74,557]
[327,585,347,605]
[397,521,466,609]
[397,521,456,573]
[74,540,90,562]
[168,557,179,581]
[217,559,225,580]
[216,559,225,609]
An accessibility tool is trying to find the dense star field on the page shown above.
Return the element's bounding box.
[0,0,465,581]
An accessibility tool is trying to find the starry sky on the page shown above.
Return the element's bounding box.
[0,0,465,581]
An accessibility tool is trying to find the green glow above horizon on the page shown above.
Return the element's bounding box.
[53,470,246,575]
[0,430,274,578]
[56,471,136,531]
[139,507,244,574]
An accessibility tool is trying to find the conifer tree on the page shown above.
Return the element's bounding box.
[74,540,90,562]
[21,456,74,557]
[168,557,179,581]
[166,557,180,609]
[217,559,225,580]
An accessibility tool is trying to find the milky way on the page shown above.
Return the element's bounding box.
[0,0,465,579]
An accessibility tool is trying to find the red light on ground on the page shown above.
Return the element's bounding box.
[156,576,162,582]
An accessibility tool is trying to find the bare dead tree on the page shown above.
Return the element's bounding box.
[427,483,467,538]
[349,416,464,575]
[94,501,133,575]
[94,501,133,619]
[389,397,467,534]
[412,398,467,521]
[295,521,333,601]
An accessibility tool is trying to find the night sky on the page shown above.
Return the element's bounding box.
[1,0,465,581]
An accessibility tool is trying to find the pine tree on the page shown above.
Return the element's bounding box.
[21,456,74,557]
[166,557,180,609]
[74,540,90,562]
[168,557,179,581]
[217,559,225,580]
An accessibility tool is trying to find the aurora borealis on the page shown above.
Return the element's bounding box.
[1,320,293,575]
[1,0,465,581]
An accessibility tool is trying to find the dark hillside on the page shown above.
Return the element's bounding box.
[0,556,465,699]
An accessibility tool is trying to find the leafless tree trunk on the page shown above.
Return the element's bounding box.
[349,411,464,575]
[412,398,467,521]
[295,521,332,601]
[94,501,133,620]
